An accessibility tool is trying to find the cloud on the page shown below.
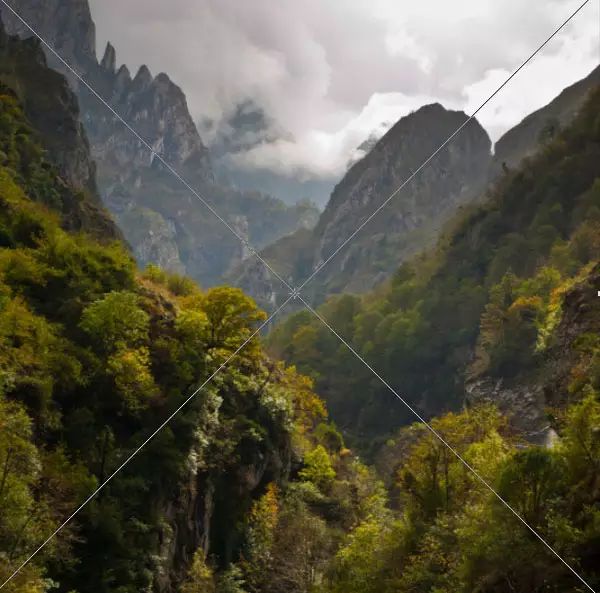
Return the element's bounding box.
[90,0,599,180]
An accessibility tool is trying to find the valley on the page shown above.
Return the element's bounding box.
[0,2,598,593]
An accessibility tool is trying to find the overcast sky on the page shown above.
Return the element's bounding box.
[89,0,599,180]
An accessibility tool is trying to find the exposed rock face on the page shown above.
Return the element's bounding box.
[465,378,557,446]
[0,0,97,71]
[1,0,213,181]
[313,104,491,292]
[466,264,600,447]
[1,0,316,286]
[81,59,213,180]
[0,19,121,240]
[233,104,492,309]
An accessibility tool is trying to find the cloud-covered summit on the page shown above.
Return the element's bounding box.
[90,0,599,181]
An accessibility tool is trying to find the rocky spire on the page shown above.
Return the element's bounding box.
[133,64,153,89]
[100,41,116,73]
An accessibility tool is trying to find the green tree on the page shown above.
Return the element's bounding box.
[79,291,149,353]
[299,445,336,491]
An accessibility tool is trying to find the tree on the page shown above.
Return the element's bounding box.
[299,446,336,491]
[181,549,215,593]
[79,291,149,353]
[202,287,266,351]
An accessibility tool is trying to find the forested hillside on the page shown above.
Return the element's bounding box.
[0,43,337,593]
[269,85,600,452]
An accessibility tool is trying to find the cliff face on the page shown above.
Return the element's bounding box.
[232,104,492,308]
[1,0,213,181]
[1,0,316,286]
[0,0,97,70]
[0,19,120,240]
[313,104,492,293]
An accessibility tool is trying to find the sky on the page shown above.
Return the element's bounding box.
[90,0,600,181]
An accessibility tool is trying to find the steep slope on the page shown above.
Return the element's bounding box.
[0,37,332,593]
[312,104,491,292]
[269,84,600,451]
[1,0,318,285]
[491,64,600,175]
[232,104,492,307]
[0,20,119,240]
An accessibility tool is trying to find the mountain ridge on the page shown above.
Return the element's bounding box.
[0,0,319,286]
[232,66,600,310]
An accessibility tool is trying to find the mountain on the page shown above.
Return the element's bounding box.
[0,19,119,240]
[231,103,492,308]
[0,25,336,591]
[206,99,334,208]
[234,67,600,311]
[264,94,600,580]
[0,0,318,285]
[2,16,600,593]
[268,82,600,452]
[491,64,600,176]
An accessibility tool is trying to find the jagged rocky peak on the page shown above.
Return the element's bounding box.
[114,63,131,94]
[133,64,153,89]
[1,0,213,177]
[309,103,492,292]
[100,41,116,74]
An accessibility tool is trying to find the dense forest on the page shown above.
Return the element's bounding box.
[0,17,599,593]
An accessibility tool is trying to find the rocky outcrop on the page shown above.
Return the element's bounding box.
[234,104,492,308]
[465,378,557,447]
[0,18,121,240]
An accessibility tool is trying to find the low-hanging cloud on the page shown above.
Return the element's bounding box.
[90,0,599,180]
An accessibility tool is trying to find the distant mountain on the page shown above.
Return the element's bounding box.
[233,66,600,310]
[231,103,492,308]
[205,99,335,208]
[1,0,318,285]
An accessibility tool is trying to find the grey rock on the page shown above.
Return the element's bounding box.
[2,0,315,288]
[99,41,116,74]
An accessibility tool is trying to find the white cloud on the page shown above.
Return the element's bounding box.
[90,0,599,180]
